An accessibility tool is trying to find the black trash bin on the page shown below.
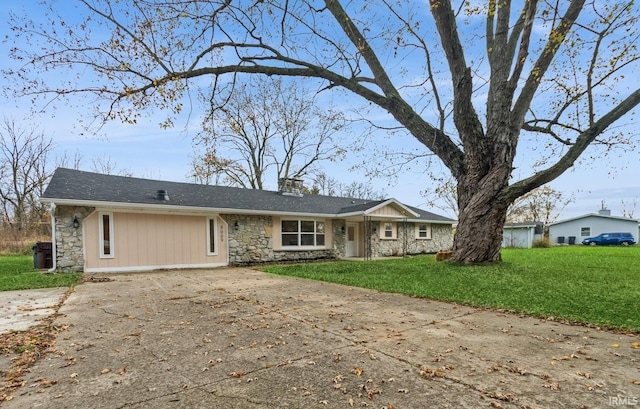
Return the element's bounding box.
[568,236,576,245]
[35,242,53,269]
[557,236,565,244]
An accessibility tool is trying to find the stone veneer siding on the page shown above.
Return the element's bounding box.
[52,208,452,271]
[54,205,94,272]
[222,214,338,265]
[332,219,347,259]
[368,222,453,257]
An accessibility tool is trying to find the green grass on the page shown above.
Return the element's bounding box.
[263,246,640,332]
[0,255,82,291]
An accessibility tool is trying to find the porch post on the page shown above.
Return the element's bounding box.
[364,215,372,260]
[403,217,408,257]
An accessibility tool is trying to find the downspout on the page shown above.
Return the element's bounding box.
[47,203,57,273]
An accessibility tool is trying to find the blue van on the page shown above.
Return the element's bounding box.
[581,232,636,246]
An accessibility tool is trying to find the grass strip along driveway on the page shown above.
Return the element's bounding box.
[0,255,82,291]
[263,246,640,332]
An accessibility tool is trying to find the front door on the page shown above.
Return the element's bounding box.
[345,223,358,257]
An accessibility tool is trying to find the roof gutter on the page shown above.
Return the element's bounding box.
[404,218,458,225]
[39,197,456,224]
[39,198,338,219]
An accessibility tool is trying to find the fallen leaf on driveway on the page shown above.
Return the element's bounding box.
[35,378,57,387]
[543,381,560,390]
[351,367,364,377]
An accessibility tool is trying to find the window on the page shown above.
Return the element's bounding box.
[416,223,432,239]
[347,225,355,242]
[99,212,114,258]
[281,220,325,247]
[206,217,218,255]
[380,222,396,239]
[580,227,590,237]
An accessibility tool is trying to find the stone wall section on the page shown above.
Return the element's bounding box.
[222,214,274,264]
[222,214,341,265]
[54,205,94,272]
[52,208,453,270]
[368,222,453,257]
[332,219,346,258]
[406,224,454,254]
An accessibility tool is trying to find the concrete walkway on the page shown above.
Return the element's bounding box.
[0,287,69,333]
[2,268,639,408]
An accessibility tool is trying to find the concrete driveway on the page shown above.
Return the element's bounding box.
[2,268,639,408]
[0,287,69,334]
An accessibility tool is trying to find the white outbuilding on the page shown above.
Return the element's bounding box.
[502,222,544,248]
[548,209,639,245]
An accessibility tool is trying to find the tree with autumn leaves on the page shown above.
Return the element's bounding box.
[6,0,640,263]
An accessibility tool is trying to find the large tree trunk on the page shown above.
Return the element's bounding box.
[452,194,509,263]
[451,167,512,264]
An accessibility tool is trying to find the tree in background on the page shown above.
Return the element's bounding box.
[620,199,637,219]
[56,149,83,171]
[190,77,346,189]
[0,119,54,231]
[426,179,569,226]
[506,186,572,226]
[310,173,386,200]
[7,1,640,263]
[189,149,233,185]
[421,177,460,219]
[90,154,132,177]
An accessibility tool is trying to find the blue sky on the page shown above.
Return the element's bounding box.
[1,1,639,221]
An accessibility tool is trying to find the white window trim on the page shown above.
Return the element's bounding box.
[580,227,591,237]
[281,219,327,249]
[206,216,219,256]
[415,223,432,240]
[98,211,115,259]
[380,222,397,240]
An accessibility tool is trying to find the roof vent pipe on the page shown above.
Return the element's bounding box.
[156,189,170,201]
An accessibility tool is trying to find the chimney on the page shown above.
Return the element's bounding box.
[156,189,170,201]
[598,208,610,216]
[278,178,304,197]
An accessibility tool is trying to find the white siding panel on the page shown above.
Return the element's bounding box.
[549,215,638,244]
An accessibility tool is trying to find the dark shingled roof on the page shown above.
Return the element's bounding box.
[41,168,455,223]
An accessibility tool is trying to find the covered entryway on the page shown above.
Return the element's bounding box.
[345,222,359,257]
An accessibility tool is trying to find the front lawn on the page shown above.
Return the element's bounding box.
[263,246,640,332]
[0,255,82,291]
